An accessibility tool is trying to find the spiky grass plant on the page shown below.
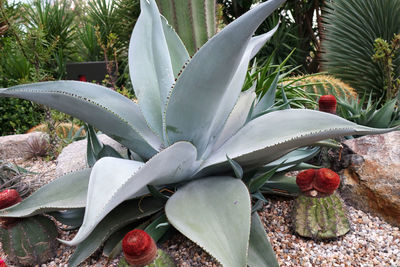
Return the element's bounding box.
[322,0,400,99]
[0,0,397,266]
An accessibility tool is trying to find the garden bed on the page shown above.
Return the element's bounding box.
[0,158,399,266]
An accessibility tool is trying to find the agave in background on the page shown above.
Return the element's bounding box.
[0,0,396,266]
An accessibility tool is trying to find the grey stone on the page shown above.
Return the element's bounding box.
[56,134,126,177]
[340,131,400,227]
[0,132,46,159]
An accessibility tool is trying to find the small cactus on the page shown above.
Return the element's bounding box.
[319,95,337,114]
[0,190,58,266]
[120,229,175,267]
[293,169,350,239]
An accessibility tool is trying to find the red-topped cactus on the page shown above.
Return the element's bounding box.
[0,189,22,228]
[318,95,337,114]
[293,168,349,239]
[122,229,157,267]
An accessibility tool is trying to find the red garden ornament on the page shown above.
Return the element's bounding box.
[318,95,337,114]
[296,168,340,197]
[122,229,157,267]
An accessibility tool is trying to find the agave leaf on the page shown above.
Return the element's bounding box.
[165,0,285,157]
[198,109,397,175]
[0,169,91,217]
[253,70,280,116]
[165,177,251,267]
[67,197,164,267]
[368,98,397,128]
[63,141,198,245]
[0,81,160,159]
[48,209,85,228]
[227,155,244,179]
[248,213,278,267]
[161,15,190,77]
[129,0,178,138]
[261,173,299,197]
[213,88,256,150]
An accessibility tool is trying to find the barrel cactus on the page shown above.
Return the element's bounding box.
[293,169,350,239]
[0,189,58,266]
[0,0,396,266]
[285,75,357,100]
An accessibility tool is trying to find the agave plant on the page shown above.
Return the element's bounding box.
[0,0,396,266]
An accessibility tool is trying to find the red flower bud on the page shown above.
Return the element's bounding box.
[0,189,22,210]
[296,169,316,191]
[314,168,340,194]
[0,189,22,228]
[319,95,337,114]
[122,229,157,267]
[296,168,340,197]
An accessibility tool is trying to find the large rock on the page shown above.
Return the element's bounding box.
[340,131,400,227]
[56,134,126,177]
[0,132,45,159]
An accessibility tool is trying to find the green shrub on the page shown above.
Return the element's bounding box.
[0,98,43,136]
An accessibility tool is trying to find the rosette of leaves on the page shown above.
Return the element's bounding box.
[0,0,397,266]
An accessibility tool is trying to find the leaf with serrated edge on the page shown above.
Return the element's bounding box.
[0,81,160,159]
[248,213,279,267]
[62,141,198,245]
[129,0,176,138]
[0,169,91,217]
[197,109,397,176]
[165,0,285,157]
[166,177,251,267]
[67,197,163,267]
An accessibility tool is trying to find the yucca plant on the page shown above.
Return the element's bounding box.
[322,0,400,99]
[0,0,397,266]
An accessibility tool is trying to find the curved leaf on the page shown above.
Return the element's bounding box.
[165,0,285,157]
[129,0,177,138]
[248,213,278,267]
[0,169,91,217]
[67,197,163,267]
[63,141,198,245]
[0,81,160,159]
[165,177,251,267]
[198,109,397,176]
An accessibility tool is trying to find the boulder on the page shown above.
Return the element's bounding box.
[0,132,45,159]
[340,131,400,227]
[56,134,127,177]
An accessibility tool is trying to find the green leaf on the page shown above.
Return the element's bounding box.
[253,69,280,116]
[198,109,398,176]
[248,165,280,193]
[129,0,178,138]
[48,208,85,228]
[67,197,164,267]
[226,155,243,179]
[368,98,397,128]
[260,173,300,197]
[63,141,198,246]
[165,1,285,157]
[0,169,91,218]
[0,81,161,159]
[248,213,278,267]
[166,177,251,267]
[145,213,170,242]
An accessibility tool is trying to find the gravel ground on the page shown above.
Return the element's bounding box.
[0,158,399,266]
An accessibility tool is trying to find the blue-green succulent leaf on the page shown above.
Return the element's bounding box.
[129,0,177,138]
[213,88,256,150]
[253,70,280,116]
[67,197,163,267]
[248,213,279,267]
[261,173,299,197]
[165,177,251,267]
[63,141,198,245]
[0,169,91,217]
[0,81,160,159]
[226,155,243,179]
[165,0,285,157]
[198,109,397,176]
[161,15,190,78]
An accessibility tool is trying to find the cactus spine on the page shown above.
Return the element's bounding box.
[155,0,216,55]
[292,192,350,239]
[0,215,58,266]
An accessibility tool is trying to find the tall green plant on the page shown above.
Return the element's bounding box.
[322,0,400,99]
[155,0,217,56]
[0,0,397,266]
